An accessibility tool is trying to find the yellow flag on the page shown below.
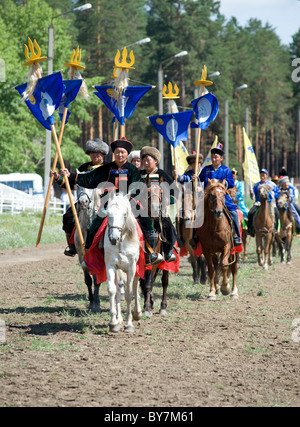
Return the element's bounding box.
[171,141,189,176]
[242,127,260,188]
[201,135,218,168]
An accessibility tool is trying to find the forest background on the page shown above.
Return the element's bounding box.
[1,0,300,182]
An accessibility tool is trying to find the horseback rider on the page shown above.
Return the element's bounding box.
[140,146,177,262]
[199,143,242,246]
[50,137,109,257]
[231,168,249,219]
[278,176,300,234]
[60,136,164,267]
[247,168,279,237]
[174,152,204,183]
[127,150,142,170]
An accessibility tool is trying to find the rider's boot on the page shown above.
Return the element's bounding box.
[64,232,77,257]
[231,211,243,246]
[144,232,164,267]
[164,245,177,262]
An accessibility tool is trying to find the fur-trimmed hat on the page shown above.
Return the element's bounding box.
[85,138,109,155]
[127,150,141,163]
[110,136,133,154]
[186,152,203,165]
[140,146,161,163]
[278,176,289,187]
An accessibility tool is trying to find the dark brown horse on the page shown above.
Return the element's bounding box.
[139,178,176,317]
[176,184,207,285]
[276,190,294,264]
[197,180,239,301]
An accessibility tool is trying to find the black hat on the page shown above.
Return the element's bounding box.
[85,138,109,155]
[111,136,133,154]
[211,143,224,156]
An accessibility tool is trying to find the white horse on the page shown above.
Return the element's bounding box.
[104,192,142,333]
[74,186,101,312]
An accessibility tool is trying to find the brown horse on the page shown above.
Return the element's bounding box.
[276,190,294,264]
[176,184,207,285]
[139,178,175,317]
[254,184,275,270]
[227,186,248,260]
[197,180,238,301]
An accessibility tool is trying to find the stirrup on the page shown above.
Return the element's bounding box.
[165,251,176,262]
[145,252,164,267]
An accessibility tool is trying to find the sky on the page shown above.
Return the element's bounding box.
[219,0,300,45]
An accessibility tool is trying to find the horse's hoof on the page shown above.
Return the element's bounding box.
[92,305,101,314]
[263,265,268,270]
[200,278,207,285]
[109,324,121,333]
[231,294,239,300]
[221,288,230,296]
[133,311,142,321]
[159,308,168,316]
[124,325,135,333]
[143,310,153,318]
[208,295,216,301]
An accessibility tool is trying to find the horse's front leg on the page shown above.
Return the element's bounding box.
[198,255,207,285]
[140,270,154,317]
[286,236,292,265]
[160,270,169,315]
[107,265,120,332]
[124,264,136,333]
[84,271,94,311]
[266,234,274,268]
[205,253,217,301]
[256,234,263,266]
[133,277,142,322]
[92,277,101,313]
[221,250,230,296]
[230,256,239,300]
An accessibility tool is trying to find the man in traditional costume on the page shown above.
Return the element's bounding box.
[140,146,177,262]
[247,168,279,237]
[199,143,242,246]
[278,176,300,233]
[231,168,249,219]
[51,137,109,256]
[60,137,163,267]
[175,153,204,183]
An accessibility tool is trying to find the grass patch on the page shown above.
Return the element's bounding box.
[0,212,65,249]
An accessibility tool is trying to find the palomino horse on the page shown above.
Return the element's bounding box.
[74,187,101,312]
[276,190,294,264]
[197,180,239,301]
[140,177,176,317]
[104,192,142,333]
[254,184,275,270]
[227,186,248,260]
[176,184,207,285]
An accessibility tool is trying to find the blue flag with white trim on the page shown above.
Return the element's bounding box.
[58,79,82,124]
[149,110,193,148]
[190,92,219,130]
[15,72,63,130]
[94,85,152,125]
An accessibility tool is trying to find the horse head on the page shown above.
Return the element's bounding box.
[205,179,226,219]
[277,190,289,210]
[258,183,273,201]
[106,192,132,246]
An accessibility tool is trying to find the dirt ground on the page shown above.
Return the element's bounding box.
[0,240,299,408]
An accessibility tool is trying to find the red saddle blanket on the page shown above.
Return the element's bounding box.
[83,217,145,284]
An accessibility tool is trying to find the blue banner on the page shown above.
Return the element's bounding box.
[94,85,152,125]
[149,110,193,148]
[190,92,219,130]
[58,79,82,124]
[15,72,63,130]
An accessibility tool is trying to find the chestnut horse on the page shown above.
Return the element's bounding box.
[176,184,207,285]
[254,184,275,270]
[276,190,294,264]
[197,180,238,301]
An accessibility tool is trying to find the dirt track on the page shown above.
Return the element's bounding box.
[0,241,299,407]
